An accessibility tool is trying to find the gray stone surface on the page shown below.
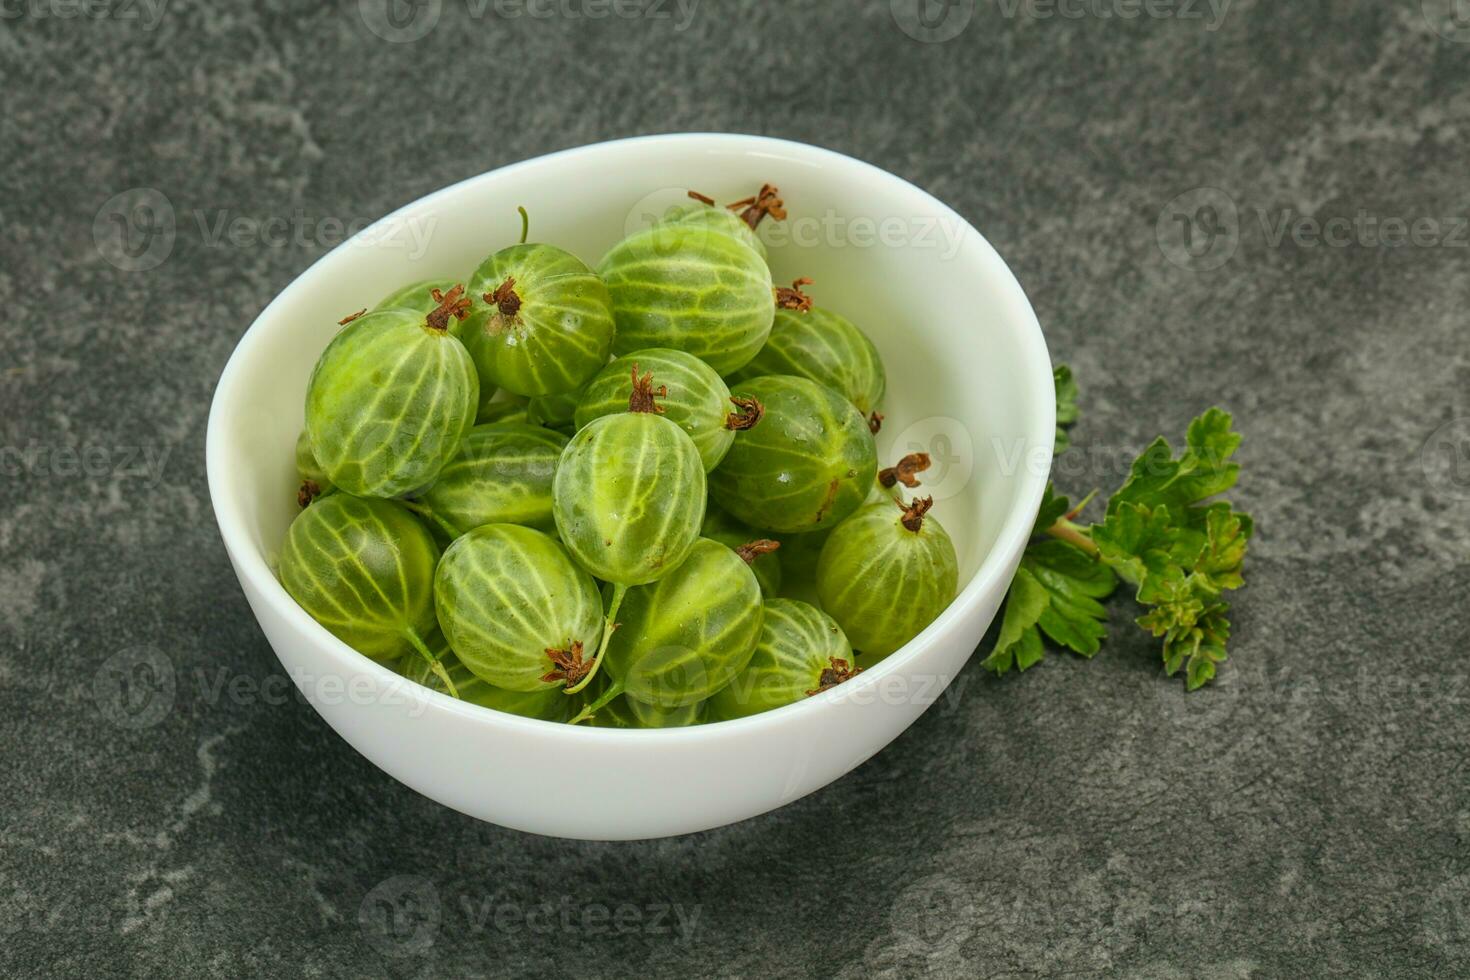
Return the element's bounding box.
[2,1,1468,976]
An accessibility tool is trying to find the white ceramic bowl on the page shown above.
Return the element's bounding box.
[207,134,1054,840]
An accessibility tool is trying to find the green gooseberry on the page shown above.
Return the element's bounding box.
[394,638,573,722]
[709,598,855,720]
[278,493,455,691]
[552,366,708,695]
[709,375,878,534]
[461,242,616,397]
[598,218,775,375]
[305,293,479,498]
[659,189,771,260]
[817,497,959,659]
[294,428,333,506]
[573,538,764,720]
[733,293,887,420]
[434,524,604,693]
[574,350,763,471]
[701,504,782,598]
[371,279,500,420]
[404,423,568,538]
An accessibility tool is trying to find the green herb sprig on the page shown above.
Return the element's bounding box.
[984,368,1254,690]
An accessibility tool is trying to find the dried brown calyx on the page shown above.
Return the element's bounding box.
[425,284,473,332]
[687,190,716,206]
[879,452,932,490]
[542,641,591,687]
[338,308,367,326]
[774,277,815,313]
[725,396,765,431]
[297,480,322,509]
[628,363,667,414]
[727,183,787,230]
[868,412,884,435]
[483,278,522,319]
[734,539,781,563]
[899,495,935,533]
[806,657,862,697]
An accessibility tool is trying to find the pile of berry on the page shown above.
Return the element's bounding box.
[280,187,958,727]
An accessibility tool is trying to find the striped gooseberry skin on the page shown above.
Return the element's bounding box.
[602,538,764,708]
[552,412,706,586]
[434,524,603,692]
[598,222,775,375]
[394,643,573,722]
[710,375,878,534]
[408,423,568,537]
[701,504,782,599]
[661,201,768,260]
[709,598,852,720]
[462,244,615,397]
[305,309,479,498]
[574,349,738,472]
[733,305,886,417]
[816,501,959,659]
[278,494,439,661]
[372,279,500,420]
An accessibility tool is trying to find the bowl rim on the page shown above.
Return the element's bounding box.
[205,132,1055,742]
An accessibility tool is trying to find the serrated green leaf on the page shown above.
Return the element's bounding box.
[984,539,1116,673]
[1054,365,1079,454]
[1032,482,1071,537]
[1108,408,1242,518]
[1093,502,1205,590]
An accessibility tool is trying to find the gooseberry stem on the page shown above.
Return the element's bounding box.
[564,583,626,696]
[1044,517,1098,555]
[517,206,529,245]
[567,677,626,726]
[405,628,460,699]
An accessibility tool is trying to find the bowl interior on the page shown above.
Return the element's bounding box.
[210,135,1051,684]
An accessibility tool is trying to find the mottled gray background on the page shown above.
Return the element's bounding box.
[2,0,1468,976]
